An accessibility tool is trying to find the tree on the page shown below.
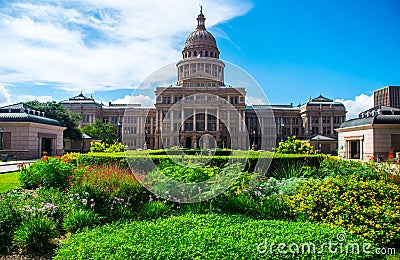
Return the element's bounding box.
[274,136,314,154]
[82,119,117,145]
[26,101,82,141]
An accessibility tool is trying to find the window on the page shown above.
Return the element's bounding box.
[230,96,238,104]
[312,127,319,135]
[162,96,171,104]
[293,128,299,136]
[311,117,319,124]
[292,118,299,125]
[174,96,182,103]
[323,127,331,135]
[103,117,109,123]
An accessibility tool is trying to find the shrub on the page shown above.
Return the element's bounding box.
[61,152,80,165]
[89,142,127,153]
[290,175,400,247]
[70,164,147,218]
[267,160,305,179]
[62,210,102,233]
[13,217,58,252]
[138,201,173,220]
[19,157,73,190]
[274,136,314,154]
[0,191,23,252]
[55,214,378,259]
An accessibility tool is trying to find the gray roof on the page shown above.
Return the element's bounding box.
[339,115,400,128]
[308,135,336,141]
[0,113,63,126]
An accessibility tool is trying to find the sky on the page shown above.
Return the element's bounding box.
[0,0,399,119]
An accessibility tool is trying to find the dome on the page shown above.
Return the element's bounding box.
[185,29,217,49]
[182,9,220,59]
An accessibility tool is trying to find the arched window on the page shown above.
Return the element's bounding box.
[194,51,197,57]
[189,51,192,57]
[199,51,202,57]
[205,51,208,57]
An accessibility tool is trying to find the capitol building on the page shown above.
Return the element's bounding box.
[61,10,346,153]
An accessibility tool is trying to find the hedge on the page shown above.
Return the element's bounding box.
[76,152,324,175]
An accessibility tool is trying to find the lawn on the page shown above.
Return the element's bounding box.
[0,171,20,192]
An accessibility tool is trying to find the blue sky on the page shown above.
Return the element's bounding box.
[0,0,399,118]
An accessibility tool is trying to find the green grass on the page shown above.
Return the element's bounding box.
[55,214,379,260]
[0,171,20,192]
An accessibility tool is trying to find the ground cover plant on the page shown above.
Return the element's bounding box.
[54,214,378,260]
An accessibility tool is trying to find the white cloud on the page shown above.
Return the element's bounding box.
[336,94,374,119]
[0,1,252,94]
[0,84,11,106]
[112,94,154,106]
[18,95,53,103]
[247,96,267,105]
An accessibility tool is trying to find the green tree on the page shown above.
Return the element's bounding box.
[82,119,117,145]
[26,101,82,141]
[274,136,314,154]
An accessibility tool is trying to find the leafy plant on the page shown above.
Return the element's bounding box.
[138,201,172,220]
[55,214,378,259]
[290,175,400,247]
[13,217,58,252]
[19,156,73,190]
[274,136,315,154]
[62,210,102,233]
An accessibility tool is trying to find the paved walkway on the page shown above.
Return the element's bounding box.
[0,160,38,174]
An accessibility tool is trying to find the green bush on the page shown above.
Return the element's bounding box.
[274,136,314,154]
[13,217,58,252]
[69,164,148,218]
[0,191,23,252]
[62,210,102,233]
[55,214,378,259]
[138,201,173,220]
[77,152,324,174]
[19,157,73,190]
[290,175,400,247]
[212,192,293,220]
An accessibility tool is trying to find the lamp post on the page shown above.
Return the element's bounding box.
[251,130,257,150]
[144,129,149,149]
[0,127,3,151]
[280,121,285,142]
[117,121,122,143]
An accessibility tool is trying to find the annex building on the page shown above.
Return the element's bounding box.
[61,10,346,153]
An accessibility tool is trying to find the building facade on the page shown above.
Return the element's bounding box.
[61,10,346,152]
[374,86,400,109]
[0,103,65,159]
[336,105,400,161]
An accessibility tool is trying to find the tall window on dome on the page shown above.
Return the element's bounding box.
[194,51,197,57]
[210,51,213,57]
[189,51,191,57]
[205,51,208,57]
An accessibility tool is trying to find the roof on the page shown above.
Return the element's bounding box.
[0,113,63,126]
[303,94,344,107]
[0,102,63,126]
[338,115,400,128]
[307,135,336,141]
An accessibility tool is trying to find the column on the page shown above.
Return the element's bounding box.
[193,108,196,131]
[330,115,334,135]
[289,117,293,135]
[155,110,159,133]
[319,116,323,135]
[170,110,174,131]
[181,109,185,131]
[205,108,208,131]
[150,116,154,134]
[216,109,220,131]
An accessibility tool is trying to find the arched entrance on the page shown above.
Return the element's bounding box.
[185,137,192,148]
